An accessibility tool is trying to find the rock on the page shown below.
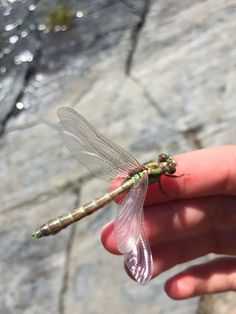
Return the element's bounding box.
[131,0,236,139]
[197,292,236,314]
[0,1,236,313]
[0,191,76,314]
[0,67,28,128]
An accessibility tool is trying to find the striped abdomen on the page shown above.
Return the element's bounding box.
[32,177,135,239]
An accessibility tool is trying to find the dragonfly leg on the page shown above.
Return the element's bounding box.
[159,174,187,195]
[165,173,186,178]
[157,179,168,196]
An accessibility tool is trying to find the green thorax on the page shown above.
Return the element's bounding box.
[129,154,177,185]
[129,161,164,185]
[144,160,164,184]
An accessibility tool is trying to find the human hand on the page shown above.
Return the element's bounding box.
[101,145,236,299]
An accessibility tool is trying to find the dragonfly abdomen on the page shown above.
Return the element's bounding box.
[32,177,135,239]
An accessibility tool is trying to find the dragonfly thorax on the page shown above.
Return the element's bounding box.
[144,154,177,176]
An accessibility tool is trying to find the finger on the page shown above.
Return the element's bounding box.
[101,221,236,275]
[164,257,236,299]
[100,221,120,255]
[100,195,236,254]
[145,145,236,205]
[145,195,236,244]
[110,146,236,205]
[151,228,236,277]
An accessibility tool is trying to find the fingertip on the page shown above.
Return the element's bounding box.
[100,221,114,248]
[100,221,120,255]
[165,274,196,300]
[165,257,236,299]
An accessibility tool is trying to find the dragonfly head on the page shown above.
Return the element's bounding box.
[158,153,177,175]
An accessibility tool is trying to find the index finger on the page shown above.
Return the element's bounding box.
[145,145,236,206]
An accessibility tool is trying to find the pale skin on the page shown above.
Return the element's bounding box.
[100,145,236,299]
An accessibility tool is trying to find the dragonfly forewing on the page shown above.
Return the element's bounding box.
[58,107,140,182]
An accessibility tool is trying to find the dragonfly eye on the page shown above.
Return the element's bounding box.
[166,157,177,174]
[158,153,168,162]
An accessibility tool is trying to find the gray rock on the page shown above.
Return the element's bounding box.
[0,67,28,127]
[0,1,236,313]
[0,191,76,314]
[131,0,236,143]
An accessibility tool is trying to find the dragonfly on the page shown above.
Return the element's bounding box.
[32,107,178,285]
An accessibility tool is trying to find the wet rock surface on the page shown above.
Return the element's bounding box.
[0,1,236,313]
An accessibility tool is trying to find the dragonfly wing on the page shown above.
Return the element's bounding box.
[58,107,140,182]
[125,224,153,285]
[115,174,148,254]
